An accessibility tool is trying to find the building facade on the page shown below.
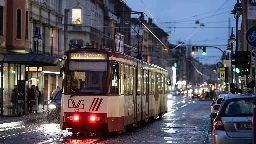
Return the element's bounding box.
[62,0,104,49]
[130,17,169,68]
[0,0,62,116]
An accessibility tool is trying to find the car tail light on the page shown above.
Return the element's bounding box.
[213,105,220,110]
[213,114,225,130]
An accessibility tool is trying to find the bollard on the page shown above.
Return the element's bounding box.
[252,96,256,144]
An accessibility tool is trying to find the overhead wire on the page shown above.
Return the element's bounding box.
[138,0,168,48]
[171,0,232,50]
[159,6,233,24]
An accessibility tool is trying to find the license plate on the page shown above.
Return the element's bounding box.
[237,123,252,130]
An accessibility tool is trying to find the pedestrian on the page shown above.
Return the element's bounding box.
[32,86,39,114]
[52,86,61,99]
[36,86,42,105]
[11,85,18,115]
[27,85,35,114]
[17,87,24,116]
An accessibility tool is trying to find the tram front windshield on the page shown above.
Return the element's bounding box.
[66,61,108,94]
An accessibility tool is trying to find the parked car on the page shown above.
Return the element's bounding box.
[212,94,253,144]
[47,91,62,122]
[210,94,228,125]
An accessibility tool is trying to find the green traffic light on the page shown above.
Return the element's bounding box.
[235,68,240,73]
[203,52,206,55]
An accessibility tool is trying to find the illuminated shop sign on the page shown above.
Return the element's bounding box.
[69,52,107,60]
[26,67,43,72]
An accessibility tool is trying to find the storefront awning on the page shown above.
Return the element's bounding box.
[0,53,59,66]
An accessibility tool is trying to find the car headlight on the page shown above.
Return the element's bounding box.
[48,104,56,109]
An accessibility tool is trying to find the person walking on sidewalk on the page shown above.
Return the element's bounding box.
[52,86,61,99]
[27,85,35,114]
[17,87,24,116]
[32,86,39,114]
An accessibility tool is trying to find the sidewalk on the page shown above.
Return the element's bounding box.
[0,104,47,124]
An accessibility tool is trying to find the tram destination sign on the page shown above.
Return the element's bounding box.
[69,52,107,60]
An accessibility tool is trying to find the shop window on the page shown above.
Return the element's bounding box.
[3,64,18,116]
[72,8,82,24]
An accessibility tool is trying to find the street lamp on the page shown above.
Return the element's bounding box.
[226,44,231,53]
[33,27,41,55]
[230,0,242,52]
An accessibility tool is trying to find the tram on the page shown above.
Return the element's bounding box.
[60,47,168,133]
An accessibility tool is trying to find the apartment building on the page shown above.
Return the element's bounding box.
[62,0,104,49]
[0,0,63,116]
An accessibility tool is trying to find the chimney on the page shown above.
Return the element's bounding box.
[148,18,152,24]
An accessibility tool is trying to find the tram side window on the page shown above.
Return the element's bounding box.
[137,68,142,94]
[158,74,163,94]
[149,71,152,94]
[151,72,155,94]
[143,69,147,95]
[161,75,164,94]
[110,62,120,94]
[120,64,124,95]
[164,76,168,94]
[124,65,129,95]
[129,66,134,95]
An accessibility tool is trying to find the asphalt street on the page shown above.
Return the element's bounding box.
[0,95,212,144]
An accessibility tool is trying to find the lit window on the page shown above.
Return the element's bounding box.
[72,9,81,24]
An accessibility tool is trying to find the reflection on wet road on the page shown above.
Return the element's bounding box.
[0,95,211,144]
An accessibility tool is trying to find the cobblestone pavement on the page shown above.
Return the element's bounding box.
[0,95,212,144]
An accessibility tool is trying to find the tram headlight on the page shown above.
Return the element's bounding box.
[48,104,56,109]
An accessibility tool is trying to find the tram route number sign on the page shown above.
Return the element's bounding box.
[69,52,107,60]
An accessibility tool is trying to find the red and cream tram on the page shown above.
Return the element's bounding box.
[60,48,168,133]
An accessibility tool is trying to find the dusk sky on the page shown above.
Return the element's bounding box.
[125,0,240,65]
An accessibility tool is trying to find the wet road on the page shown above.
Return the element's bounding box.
[0,95,211,144]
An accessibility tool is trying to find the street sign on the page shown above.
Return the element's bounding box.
[219,67,225,81]
[246,25,256,47]
[222,60,231,67]
[252,49,256,67]
[216,62,223,68]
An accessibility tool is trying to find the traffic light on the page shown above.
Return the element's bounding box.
[242,51,251,75]
[232,51,243,76]
[202,46,206,56]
